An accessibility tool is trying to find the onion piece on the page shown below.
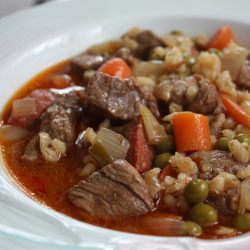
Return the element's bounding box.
[221,42,249,80]
[140,104,166,144]
[238,177,250,213]
[0,125,29,143]
[89,128,130,167]
[89,140,113,167]
[138,213,185,236]
[83,127,97,145]
[96,128,130,160]
[12,98,37,118]
[132,60,166,77]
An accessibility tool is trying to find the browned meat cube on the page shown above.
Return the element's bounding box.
[68,159,154,218]
[85,72,159,120]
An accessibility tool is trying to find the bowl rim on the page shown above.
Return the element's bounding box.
[1,0,250,249]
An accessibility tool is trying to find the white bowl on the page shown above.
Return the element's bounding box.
[0,0,250,249]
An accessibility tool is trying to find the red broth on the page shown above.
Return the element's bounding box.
[0,61,240,239]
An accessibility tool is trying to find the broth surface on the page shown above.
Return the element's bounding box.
[0,61,236,239]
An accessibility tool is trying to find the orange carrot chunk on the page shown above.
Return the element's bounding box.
[173,112,211,152]
[98,58,131,78]
[207,25,234,50]
[220,93,250,128]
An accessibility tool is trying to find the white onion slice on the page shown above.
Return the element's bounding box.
[132,60,166,77]
[96,128,130,160]
[140,104,166,144]
[0,125,29,143]
[139,214,185,236]
[221,42,249,80]
[12,98,37,118]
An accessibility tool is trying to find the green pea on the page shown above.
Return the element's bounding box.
[236,133,250,144]
[189,203,218,226]
[184,221,202,236]
[154,152,172,169]
[184,179,209,204]
[233,213,250,231]
[214,137,230,151]
[156,135,176,153]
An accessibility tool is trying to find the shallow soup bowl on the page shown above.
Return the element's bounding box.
[0,0,250,249]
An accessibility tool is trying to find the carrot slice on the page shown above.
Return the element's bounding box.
[207,25,234,50]
[173,112,211,152]
[98,58,131,78]
[220,93,250,128]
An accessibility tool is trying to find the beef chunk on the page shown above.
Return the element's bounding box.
[22,135,40,161]
[135,30,166,58]
[237,60,250,88]
[68,159,154,218]
[40,91,80,143]
[190,150,243,215]
[73,48,133,71]
[189,77,222,114]
[208,187,240,215]
[125,119,154,173]
[140,88,160,118]
[72,53,106,70]
[85,72,159,120]
[22,90,82,161]
[155,77,190,105]
[155,75,222,115]
[190,150,246,180]
[115,47,134,65]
